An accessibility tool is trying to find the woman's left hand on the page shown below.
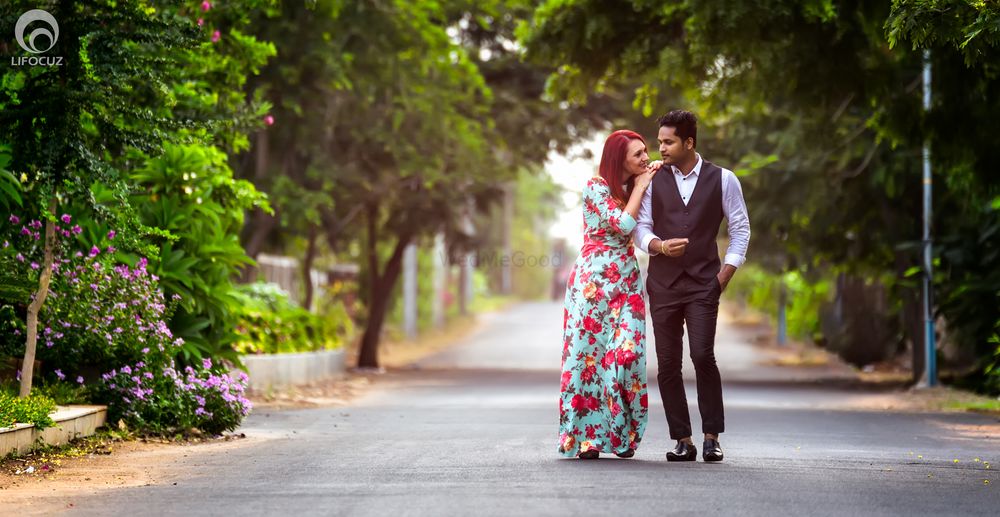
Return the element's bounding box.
[645,160,663,172]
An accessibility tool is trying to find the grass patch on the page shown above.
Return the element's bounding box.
[944,398,1000,415]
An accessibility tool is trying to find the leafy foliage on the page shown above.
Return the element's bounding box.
[0,389,56,430]
[520,0,1000,390]
[232,282,352,355]
[96,358,251,435]
[127,144,269,363]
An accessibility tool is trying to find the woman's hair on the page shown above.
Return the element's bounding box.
[598,129,646,207]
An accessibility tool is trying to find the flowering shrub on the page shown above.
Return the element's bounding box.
[2,213,180,377]
[43,256,182,374]
[98,358,252,435]
[2,212,252,434]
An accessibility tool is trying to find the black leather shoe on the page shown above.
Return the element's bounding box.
[703,439,724,462]
[578,449,599,460]
[615,449,635,459]
[666,441,697,461]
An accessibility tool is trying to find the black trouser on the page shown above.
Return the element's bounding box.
[649,272,724,440]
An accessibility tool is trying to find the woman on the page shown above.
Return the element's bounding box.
[559,129,657,459]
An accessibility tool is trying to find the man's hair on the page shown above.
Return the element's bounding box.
[657,110,697,147]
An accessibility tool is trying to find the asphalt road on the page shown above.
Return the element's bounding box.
[57,302,999,516]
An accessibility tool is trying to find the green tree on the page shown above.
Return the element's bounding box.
[520,0,1000,386]
[887,0,1000,389]
[0,0,272,395]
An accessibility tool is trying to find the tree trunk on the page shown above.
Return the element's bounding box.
[358,203,414,368]
[240,130,276,282]
[20,200,57,397]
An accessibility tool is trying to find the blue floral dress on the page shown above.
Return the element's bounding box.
[558,176,649,457]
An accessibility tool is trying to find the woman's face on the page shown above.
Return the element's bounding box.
[623,139,649,178]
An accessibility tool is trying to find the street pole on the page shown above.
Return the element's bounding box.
[919,49,937,388]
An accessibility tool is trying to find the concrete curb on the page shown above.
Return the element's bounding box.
[0,405,108,457]
[238,349,346,392]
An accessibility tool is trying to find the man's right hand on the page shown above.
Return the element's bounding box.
[658,238,689,257]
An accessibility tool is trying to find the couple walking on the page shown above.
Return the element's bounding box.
[558,110,751,461]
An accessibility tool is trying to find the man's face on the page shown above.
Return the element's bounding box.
[658,126,693,166]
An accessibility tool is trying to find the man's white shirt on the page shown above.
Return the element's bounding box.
[633,153,750,268]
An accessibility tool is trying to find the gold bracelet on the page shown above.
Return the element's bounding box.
[659,240,668,256]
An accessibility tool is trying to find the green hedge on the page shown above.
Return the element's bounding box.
[232,282,352,355]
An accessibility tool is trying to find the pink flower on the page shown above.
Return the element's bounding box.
[201,1,212,12]
[627,293,645,317]
[601,350,615,369]
[211,30,221,43]
[61,214,72,224]
[560,370,572,391]
[582,315,602,335]
[8,215,19,224]
[89,246,100,257]
[264,114,275,126]
[603,262,621,283]
[197,18,204,26]
[72,225,82,235]
[616,348,639,367]
[107,230,116,239]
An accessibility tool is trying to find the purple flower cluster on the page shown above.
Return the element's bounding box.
[3,213,180,391]
[101,358,252,434]
[39,246,179,360]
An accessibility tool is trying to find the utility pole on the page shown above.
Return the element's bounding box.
[918,49,937,388]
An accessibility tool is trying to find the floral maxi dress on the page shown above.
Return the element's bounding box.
[559,176,649,457]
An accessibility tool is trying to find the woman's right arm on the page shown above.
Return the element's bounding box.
[623,171,655,221]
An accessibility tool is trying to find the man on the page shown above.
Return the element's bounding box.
[634,110,750,462]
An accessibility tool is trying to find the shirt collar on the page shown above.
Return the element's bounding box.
[671,153,703,178]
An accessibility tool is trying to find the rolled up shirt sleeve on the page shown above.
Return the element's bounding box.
[721,168,750,268]
[633,183,660,255]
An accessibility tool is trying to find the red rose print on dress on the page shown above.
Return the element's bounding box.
[559,175,648,457]
[582,316,603,335]
[604,262,621,283]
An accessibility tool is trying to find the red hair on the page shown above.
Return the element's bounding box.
[598,129,646,207]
